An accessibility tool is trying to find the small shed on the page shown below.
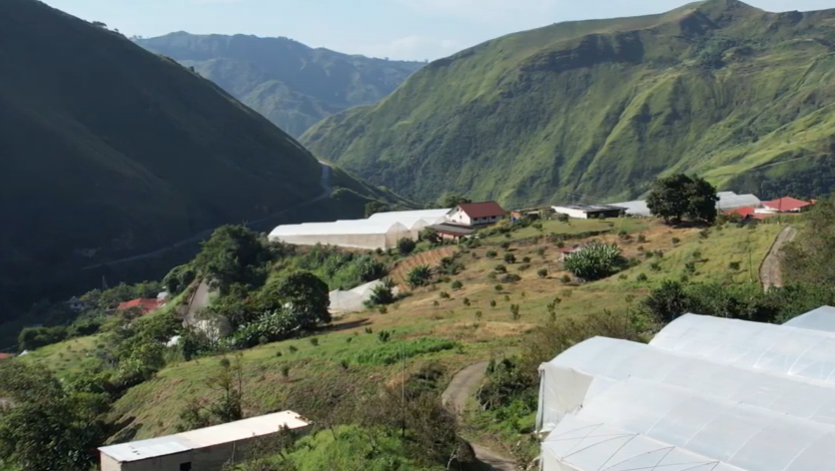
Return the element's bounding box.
[552,205,625,220]
[99,411,310,471]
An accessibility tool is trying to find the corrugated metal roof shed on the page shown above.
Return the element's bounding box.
[99,411,309,463]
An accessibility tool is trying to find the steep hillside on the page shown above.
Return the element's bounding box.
[302,0,835,206]
[136,33,424,137]
[0,0,403,316]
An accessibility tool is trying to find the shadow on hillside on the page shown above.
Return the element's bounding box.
[323,317,371,333]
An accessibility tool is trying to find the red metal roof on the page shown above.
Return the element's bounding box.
[761,197,811,212]
[0,353,14,360]
[725,206,756,217]
[116,298,162,313]
[455,201,506,219]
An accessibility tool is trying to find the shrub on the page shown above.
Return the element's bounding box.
[522,256,531,263]
[671,237,681,245]
[650,262,661,271]
[377,331,391,343]
[685,262,697,274]
[637,245,645,252]
[364,327,373,334]
[378,305,388,314]
[510,304,521,320]
[504,294,511,302]
[486,250,498,259]
[463,298,471,306]
[490,300,497,308]
[451,280,463,290]
[537,268,548,278]
[439,257,465,275]
[518,263,531,272]
[500,241,511,250]
[494,284,504,292]
[368,279,396,306]
[397,237,417,255]
[654,250,665,258]
[500,273,522,283]
[563,242,625,281]
[729,261,741,271]
[433,300,439,306]
[561,274,571,284]
[494,264,507,273]
[699,229,710,239]
[439,291,450,299]
[691,250,702,259]
[504,253,516,264]
[636,273,648,282]
[309,337,319,347]
[637,234,647,243]
[644,251,654,259]
[536,247,547,258]
[557,213,570,222]
[407,265,432,289]
[288,345,298,353]
[475,311,483,321]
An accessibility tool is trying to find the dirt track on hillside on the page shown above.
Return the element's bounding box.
[443,362,519,471]
[760,226,797,292]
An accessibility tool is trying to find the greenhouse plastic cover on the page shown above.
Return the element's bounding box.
[782,306,835,333]
[270,219,409,236]
[650,313,835,385]
[609,192,759,217]
[542,378,835,471]
[537,336,835,434]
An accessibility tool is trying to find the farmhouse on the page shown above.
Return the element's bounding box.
[99,411,309,471]
[426,222,476,241]
[537,306,835,471]
[551,204,625,220]
[757,196,812,214]
[445,201,506,227]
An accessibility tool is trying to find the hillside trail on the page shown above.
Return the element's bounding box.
[443,362,519,471]
[760,226,797,292]
[81,162,333,270]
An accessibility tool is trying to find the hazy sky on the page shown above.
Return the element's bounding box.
[42,0,833,61]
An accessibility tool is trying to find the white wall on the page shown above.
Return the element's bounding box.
[446,207,472,226]
[552,207,589,219]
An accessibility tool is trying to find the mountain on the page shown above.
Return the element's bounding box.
[135,33,424,137]
[0,0,405,317]
[301,0,835,206]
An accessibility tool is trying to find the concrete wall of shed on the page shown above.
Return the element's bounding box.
[101,442,254,471]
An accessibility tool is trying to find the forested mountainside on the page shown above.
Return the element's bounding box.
[136,33,424,137]
[0,0,403,319]
[302,0,835,206]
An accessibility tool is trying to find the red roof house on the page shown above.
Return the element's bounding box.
[116,298,164,315]
[446,201,506,227]
[0,353,14,361]
[761,197,812,213]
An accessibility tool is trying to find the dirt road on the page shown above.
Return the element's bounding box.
[443,362,518,471]
[760,226,797,292]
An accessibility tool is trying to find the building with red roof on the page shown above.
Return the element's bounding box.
[116,298,164,315]
[0,353,14,361]
[445,201,506,227]
[760,197,812,213]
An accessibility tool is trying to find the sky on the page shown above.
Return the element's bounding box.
[42,0,834,61]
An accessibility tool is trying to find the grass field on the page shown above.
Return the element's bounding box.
[20,217,787,449]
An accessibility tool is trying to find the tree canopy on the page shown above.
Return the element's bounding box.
[646,174,719,224]
[193,225,273,295]
[437,193,471,208]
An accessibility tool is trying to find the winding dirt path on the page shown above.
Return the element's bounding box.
[443,362,518,471]
[760,226,797,292]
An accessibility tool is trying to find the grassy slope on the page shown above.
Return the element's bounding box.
[302,0,835,206]
[136,33,425,137]
[0,0,404,314]
[24,217,783,448]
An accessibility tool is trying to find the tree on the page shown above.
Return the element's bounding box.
[368,279,396,306]
[193,225,273,295]
[420,227,442,245]
[437,193,471,208]
[271,271,331,329]
[397,237,417,256]
[177,355,245,432]
[407,265,432,289]
[163,264,196,295]
[646,174,718,224]
[563,243,624,281]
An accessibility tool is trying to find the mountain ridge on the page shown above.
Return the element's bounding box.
[135,33,424,137]
[301,0,835,207]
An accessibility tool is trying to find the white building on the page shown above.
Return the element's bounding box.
[99,411,309,471]
[551,204,625,220]
[537,307,835,471]
[444,202,506,227]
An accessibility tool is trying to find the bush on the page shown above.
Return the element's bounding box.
[650,262,661,271]
[537,268,548,278]
[518,263,531,272]
[561,274,572,284]
[557,213,570,222]
[397,238,417,255]
[486,250,498,259]
[407,265,432,289]
[494,264,507,273]
[536,247,547,258]
[699,229,710,239]
[729,261,741,271]
[368,279,396,306]
[685,262,697,274]
[504,253,516,264]
[463,298,471,306]
[563,242,625,281]
[439,257,465,275]
[500,242,511,250]
[451,280,463,290]
[494,284,504,292]
[500,273,522,283]
[522,256,531,263]
[439,291,450,299]
[309,337,319,347]
[636,273,648,282]
[510,304,521,320]
[637,234,646,243]
[490,300,497,307]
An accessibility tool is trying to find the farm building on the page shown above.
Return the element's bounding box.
[551,204,625,219]
[268,208,450,250]
[116,298,164,315]
[445,201,506,227]
[756,196,812,214]
[99,411,309,471]
[537,307,835,471]
[611,191,761,217]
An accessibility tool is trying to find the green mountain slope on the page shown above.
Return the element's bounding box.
[301,0,835,206]
[0,0,404,315]
[135,33,424,137]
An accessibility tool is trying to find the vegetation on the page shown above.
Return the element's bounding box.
[135,33,423,138]
[646,174,719,224]
[563,243,625,281]
[0,0,402,333]
[407,265,433,289]
[302,1,835,207]
[783,195,835,285]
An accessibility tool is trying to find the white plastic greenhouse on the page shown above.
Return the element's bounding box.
[610,191,760,217]
[538,309,835,471]
[268,208,451,250]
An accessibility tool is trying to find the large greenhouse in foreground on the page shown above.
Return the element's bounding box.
[538,306,835,471]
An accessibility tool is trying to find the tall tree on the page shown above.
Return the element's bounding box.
[437,193,471,208]
[193,225,273,294]
[271,272,331,329]
[647,174,718,224]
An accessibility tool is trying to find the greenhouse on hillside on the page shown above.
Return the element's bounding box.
[268,208,451,250]
[610,191,761,217]
[537,307,835,471]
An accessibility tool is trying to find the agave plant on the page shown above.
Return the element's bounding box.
[563,242,624,281]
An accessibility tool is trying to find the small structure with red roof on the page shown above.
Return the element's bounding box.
[116,298,164,315]
[0,353,14,361]
[758,197,812,214]
[445,201,506,227]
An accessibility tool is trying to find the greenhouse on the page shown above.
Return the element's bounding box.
[538,308,835,471]
[268,219,411,250]
[268,208,451,250]
[610,191,761,217]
